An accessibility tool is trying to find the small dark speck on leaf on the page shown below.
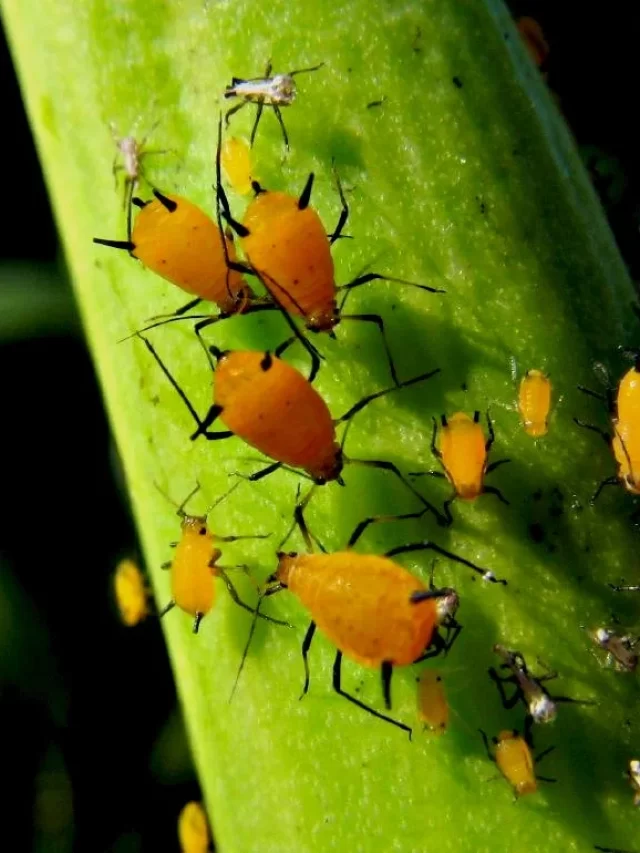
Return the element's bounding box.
[367,97,386,109]
[452,76,463,89]
[461,382,468,391]
[532,489,543,501]
[529,522,545,543]
[549,505,564,519]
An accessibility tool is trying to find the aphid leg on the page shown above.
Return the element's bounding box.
[577,384,610,404]
[212,532,272,543]
[328,162,350,244]
[160,600,176,617]
[339,312,401,386]
[487,668,521,709]
[609,583,640,592]
[478,729,496,763]
[332,651,412,739]
[193,612,204,633]
[381,661,394,710]
[289,62,325,77]
[299,621,317,699]
[224,99,249,127]
[386,540,507,584]
[591,476,620,504]
[337,272,445,314]
[534,744,556,766]
[217,567,290,626]
[124,178,136,242]
[483,485,510,506]
[415,620,463,661]
[485,458,510,475]
[345,508,430,550]
[442,495,455,526]
[484,410,495,451]
[290,485,325,553]
[408,418,447,480]
[335,368,440,425]
[523,713,535,749]
[272,105,289,150]
[229,592,265,703]
[298,173,314,210]
[232,461,284,483]
[161,561,171,569]
[573,418,611,446]
[249,102,265,149]
[347,458,447,527]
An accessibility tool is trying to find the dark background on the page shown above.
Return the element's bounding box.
[0,3,638,850]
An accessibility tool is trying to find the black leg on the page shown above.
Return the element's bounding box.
[346,508,429,550]
[233,461,284,483]
[249,102,265,148]
[224,99,248,126]
[337,272,445,313]
[591,476,620,504]
[485,458,510,475]
[217,568,290,626]
[431,416,443,461]
[574,418,611,445]
[332,651,412,738]
[340,313,400,386]
[160,600,175,618]
[485,410,496,452]
[273,105,289,150]
[478,729,495,763]
[535,744,556,765]
[414,622,462,661]
[442,494,455,526]
[193,612,204,633]
[381,661,393,710]
[346,457,447,527]
[483,485,510,505]
[213,532,271,543]
[300,621,317,699]
[488,668,521,709]
[335,368,441,425]
[298,173,314,210]
[329,163,349,243]
[385,540,506,584]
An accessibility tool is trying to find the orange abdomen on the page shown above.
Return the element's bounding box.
[132,193,246,312]
[613,421,640,494]
[617,367,640,427]
[440,414,487,499]
[287,553,436,667]
[214,351,337,478]
[171,533,216,617]
[241,192,335,320]
[518,370,551,437]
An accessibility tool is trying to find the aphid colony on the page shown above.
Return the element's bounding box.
[99,60,640,831]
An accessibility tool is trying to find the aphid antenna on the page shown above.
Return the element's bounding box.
[154,480,202,518]
[288,61,325,77]
[228,590,265,704]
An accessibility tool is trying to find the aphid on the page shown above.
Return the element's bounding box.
[113,558,149,626]
[516,16,550,72]
[221,136,256,196]
[137,333,452,528]
[178,801,210,853]
[479,729,556,798]
[213,116,445,385]
[93,189,254,324]
[416,669,448,735]
[629,759,640,805]
[609,582,640,592]
[234,504,503,736]
[110,119,168,237]
[411,411,509,524]
[518,369,552,437]
[575,356,640,501]
[489,644,593,742]
[589,626,638,672]
[224,60,325,149]
[157,482,287,633]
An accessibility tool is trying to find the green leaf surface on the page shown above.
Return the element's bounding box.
[3,0,639,851]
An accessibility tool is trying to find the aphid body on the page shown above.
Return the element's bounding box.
[221,136,255,196]
[113,558,149,626]
[590,627,638,672]
[178,801,210,853]
[274,551,458,668]
[493,730,538,797]
[416,669,448,734]
[438,412,488,500]
[518,369,552,437]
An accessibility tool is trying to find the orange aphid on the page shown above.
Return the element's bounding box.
[94,189,252,315]
[113,559,149,627]
[516,16,550,70]
[416,669,448,734]
[480,729,553,798]
[518,369,552,437]
[178,801,210,853]
[221,136,256,196]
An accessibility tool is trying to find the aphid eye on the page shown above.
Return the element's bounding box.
[199,527,207,535]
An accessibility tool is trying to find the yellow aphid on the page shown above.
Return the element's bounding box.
[518,369,552,437]
[494,730,537,797]
[221,136,256,195]
[416,670,448,734]
[113,559,149,626]
[178,801,210,853]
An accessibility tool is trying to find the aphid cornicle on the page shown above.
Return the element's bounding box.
[479,729,556,799]
[589,626,638,673]
[113,558,149,627]
[488,644,593,743]
[232,506,503,735]
[157,483,288,634]
[137,333,451,527]
[411,411,509,524]
[416,669,448,735]
[178,801,210,853]
[518,369,552,437]
[224,60,325,149]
